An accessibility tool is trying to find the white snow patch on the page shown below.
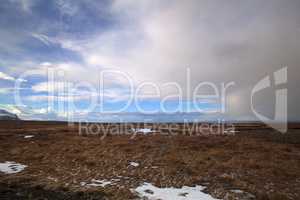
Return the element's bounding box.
[24,135,34,139]
[80,182,87,186]
[0,161,27,174]
[130,162,140,167]
[81,178,120,187]
[230,189,255,199]
[132,128,153,134]
[224,130,239,134]
[133,182,220,200]
[47,176,58,182]
[230,189,244,194]
[87,180,112,187]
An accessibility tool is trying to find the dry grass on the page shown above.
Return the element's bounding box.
[0,121,300,199]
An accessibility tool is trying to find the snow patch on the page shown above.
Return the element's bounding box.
[224,130,239,134]
[87,179,112,187]
[0,161,27,174]
[24,135,34,139]
[81,178,120,187]
[132,128,153,134]
[133,182,220,200]
[47,176,58,182]
[230,189,244,194]
[130,162,140,167]
[80,182,87,186]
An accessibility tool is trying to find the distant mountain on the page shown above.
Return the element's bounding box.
[0,109,20,120]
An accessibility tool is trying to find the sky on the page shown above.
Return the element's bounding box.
[0,0,299,122]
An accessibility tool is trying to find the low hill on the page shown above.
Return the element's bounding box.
[0,109,19,120]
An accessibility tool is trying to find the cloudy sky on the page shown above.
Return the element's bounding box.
[0,0,299,122]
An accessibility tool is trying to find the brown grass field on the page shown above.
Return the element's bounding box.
[0,121,300,199]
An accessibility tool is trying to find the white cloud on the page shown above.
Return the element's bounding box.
[31,81,73,93]
[0,72,15,81]
[48,0,300,120]
[40,62,52,67]
[17,78,27,82]
[0,71,27,82]
[31,33,55,46]
[9,0,36,12]
[2,0,300,120]
[0,88,11,94]
[25,94,88,102]
[56,0,79,16]
[0,104,24,115]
